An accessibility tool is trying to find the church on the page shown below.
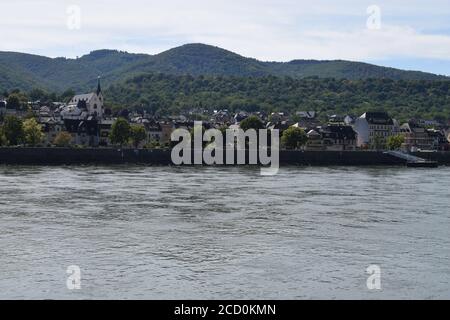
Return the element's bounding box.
[67,77,104,119]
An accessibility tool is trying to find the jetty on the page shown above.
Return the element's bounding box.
[385,151,439,168]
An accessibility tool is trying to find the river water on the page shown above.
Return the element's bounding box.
[0,166,449,299]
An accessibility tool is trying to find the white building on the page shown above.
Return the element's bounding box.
[354,112,399,148]
[67,77,104,119]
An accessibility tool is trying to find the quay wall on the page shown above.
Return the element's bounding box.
[412,151,450,165]
[0,147,437,166]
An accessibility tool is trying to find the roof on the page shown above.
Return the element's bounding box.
[361,112,394,125]
[307,129,320,136]
[71,93,95,102]
[320,125,356,140]
[296,111,316,119]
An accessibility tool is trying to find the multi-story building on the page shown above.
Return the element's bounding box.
[40,117,65,146]
[427,129,450,151]
[400,120,435,151]
[306,124,357,151]
[144,121,163,144]
[354,112,398,148]
[99,119,114,147]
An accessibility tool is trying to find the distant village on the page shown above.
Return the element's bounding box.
[1,79,450,152]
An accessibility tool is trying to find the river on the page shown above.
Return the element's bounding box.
[0,166,449,299]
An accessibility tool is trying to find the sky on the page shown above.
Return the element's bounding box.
[1,0,450,75]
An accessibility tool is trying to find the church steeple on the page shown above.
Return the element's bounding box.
[96,76,102,95]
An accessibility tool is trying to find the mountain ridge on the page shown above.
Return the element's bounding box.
[0,43,448,94]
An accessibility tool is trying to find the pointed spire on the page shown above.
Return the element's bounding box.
[97,76,102,95]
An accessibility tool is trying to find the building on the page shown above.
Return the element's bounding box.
[306,129,323,151]
[67,77,104,119]
[400,120,435,151]
[427,129,450,151]
[294,111,321,128]
[40,117,65,146]
[159,122,175,145]
[267,121,291,133]
[0,100,6,116]
[354,112,398,148]
[99,119,114,147]
[234,111,249,124]
[145,121,163,144]
[64,118,99,147]
[295,111,316,119]
[211,109,232,124]
[304,124,357,151]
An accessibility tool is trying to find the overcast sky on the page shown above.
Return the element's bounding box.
[1,0,450,75]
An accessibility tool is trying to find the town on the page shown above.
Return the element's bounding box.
[1,78,449,152]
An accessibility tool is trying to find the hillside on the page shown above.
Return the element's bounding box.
[0,43,447,94]
[106,73,450,122]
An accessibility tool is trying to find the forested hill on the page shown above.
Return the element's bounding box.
[106,73,450,122]
[0,43,448,93]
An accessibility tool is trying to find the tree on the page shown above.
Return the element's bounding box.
[281,127,308,149]
[60,89,76,103]
[53,131,72,147]
[29,88,47,102]
[110,118,131,146]
[23,118,44,146]
[3,115,24,146]
[6,91,28,110]
[130,124,147,148]
[6,95,21,110]
[239,116,264,131]
[0,126,8,146]
[371,135,386,150]
[387,134,405,150]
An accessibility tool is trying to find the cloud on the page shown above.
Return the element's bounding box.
[1,0,450,74]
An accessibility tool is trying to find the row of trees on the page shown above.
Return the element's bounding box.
[0,115,44,146]
[0,115,75,147]
[110,118,147,148]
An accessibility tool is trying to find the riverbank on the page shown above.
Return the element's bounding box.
[1,147,450,166]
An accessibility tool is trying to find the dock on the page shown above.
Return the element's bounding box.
[385,151,439,168]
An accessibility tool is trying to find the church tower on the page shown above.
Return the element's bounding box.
[97,76,102,95]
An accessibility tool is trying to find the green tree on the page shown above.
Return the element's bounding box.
[7,91,28,110]
[60,89,76,103]
[387,134,405,150]
[53,131,73,147]
[239,116,264,131]
[130,124,147,148]
[6,95,21,110]
[371,135,386,150]
[110,118,131,147]
[23,118,44,146]
[29,88,47,101]
[3,115,24,146]
[281,127,308,149]
[0,125,8,146]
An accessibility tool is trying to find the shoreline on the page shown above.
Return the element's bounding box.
[1,147,449,166]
